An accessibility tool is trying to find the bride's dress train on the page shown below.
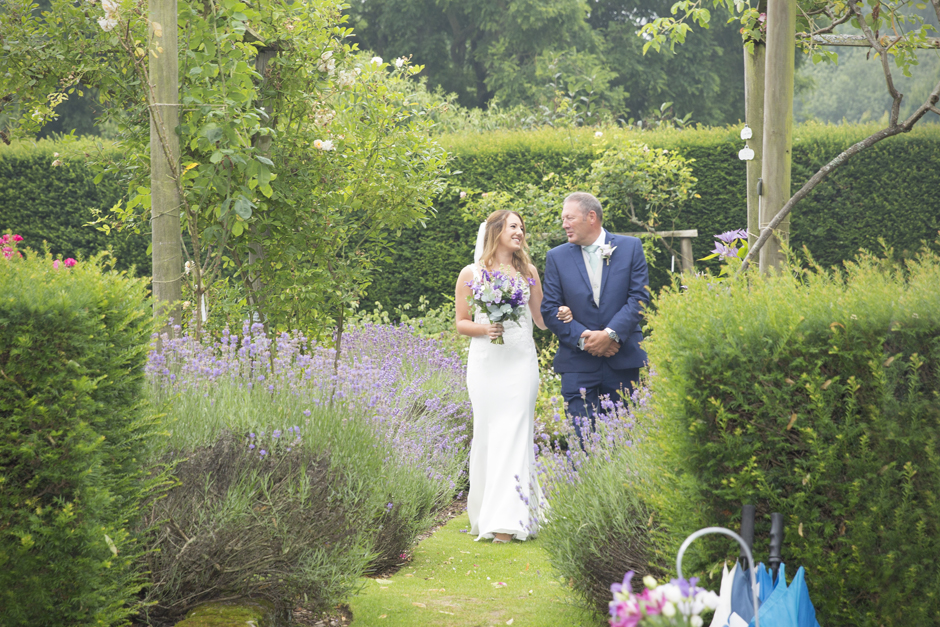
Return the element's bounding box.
[466,267,542,541]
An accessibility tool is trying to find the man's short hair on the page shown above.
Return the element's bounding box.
[564,192,603,224]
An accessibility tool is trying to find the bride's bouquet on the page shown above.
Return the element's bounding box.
[466,267,534,345]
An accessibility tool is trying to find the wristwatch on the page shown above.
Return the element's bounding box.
[579,328,620,351]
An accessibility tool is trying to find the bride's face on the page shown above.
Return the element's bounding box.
[498,215,525,253]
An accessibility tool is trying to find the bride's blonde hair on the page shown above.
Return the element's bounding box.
[478,210,533,278]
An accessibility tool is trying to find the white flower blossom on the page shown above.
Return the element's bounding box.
[314,109,335,126]
[595,131,603,138]
[97,16,118,31]
[371,56,383,66]
[314,139,335,151]
[320,50,333,61]
[53,152,60,158]
[662,584,683,604]
[661,601,676,618]
[690,616,704,627]
[184,260,194,275]
[395,57,405,68]
[336,69,357,87]
[642,575,657,589]
[51,159,63,167]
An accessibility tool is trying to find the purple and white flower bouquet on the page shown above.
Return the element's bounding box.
[466,267,535,345]
[610,571,719,627]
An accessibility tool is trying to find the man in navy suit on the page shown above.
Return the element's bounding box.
[541,192,650,442]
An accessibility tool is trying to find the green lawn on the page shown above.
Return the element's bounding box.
[349,513,603,627]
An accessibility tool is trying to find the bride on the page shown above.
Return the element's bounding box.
[454,210,550,543]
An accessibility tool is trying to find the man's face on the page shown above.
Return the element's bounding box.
[561,201,596,246]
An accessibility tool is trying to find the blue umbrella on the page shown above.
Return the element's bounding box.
[747,564,821,627]
[755,562,777,603]
[729,559,757,623]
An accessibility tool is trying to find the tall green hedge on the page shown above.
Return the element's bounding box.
[640,246,940,626]
[0,138,149,275]
[367,123,940,309]
[3,124,938,309]
[0,248,158,625]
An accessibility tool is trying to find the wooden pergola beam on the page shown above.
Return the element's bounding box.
[805,34,940,48]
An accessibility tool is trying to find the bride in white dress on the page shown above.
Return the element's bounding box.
[454,210,549,543]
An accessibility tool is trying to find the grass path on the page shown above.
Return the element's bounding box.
[348,513,603,627]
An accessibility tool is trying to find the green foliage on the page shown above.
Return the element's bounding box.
[345,0,746,126]
[367,123,940,311]
[2,0,450,337]
[640,243,940,626]
[0,249,160,626]
[0,138,148,275]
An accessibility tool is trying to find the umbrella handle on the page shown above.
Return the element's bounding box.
[676,526,761,627]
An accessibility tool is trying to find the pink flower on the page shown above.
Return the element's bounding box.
[64,258,76,267]
[13,234,23,242]
[53,260,61,270]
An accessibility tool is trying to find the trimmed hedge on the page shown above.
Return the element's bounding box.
[4,124,938,310]
[367,123,940,309]
[639,245,940,626]
[0,138,149,276]
[0,248,158,625]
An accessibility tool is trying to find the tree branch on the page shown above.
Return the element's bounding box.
[848,0,903,126]
[740,76,940,273]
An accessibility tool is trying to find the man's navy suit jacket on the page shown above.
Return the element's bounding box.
[541,232,650,373]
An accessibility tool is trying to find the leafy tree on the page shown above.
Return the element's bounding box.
[0,0,449,336]
[345,0,747,125]
[640,0,940,267]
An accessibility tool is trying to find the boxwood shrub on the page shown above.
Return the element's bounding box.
[0,246,158,626]
[639,243,940,626]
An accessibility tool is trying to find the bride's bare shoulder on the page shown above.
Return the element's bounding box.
[457,265,476,282]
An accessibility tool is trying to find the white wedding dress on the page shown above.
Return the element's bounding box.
[466,264,542,541]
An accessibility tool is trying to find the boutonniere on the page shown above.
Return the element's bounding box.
[598,243,617,265]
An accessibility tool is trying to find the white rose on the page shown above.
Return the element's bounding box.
[395,57,405,68]
[690,616,704,627]
[97,16,118,31]
[101,0,119,15]
[663,584,682,604]
[321,139,335,151]
[661,602,676,618]
[371,56,383,65]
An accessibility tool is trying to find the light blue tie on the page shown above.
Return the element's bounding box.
[583,244,600,275]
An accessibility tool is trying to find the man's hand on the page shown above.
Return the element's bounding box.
[580,330,621,357]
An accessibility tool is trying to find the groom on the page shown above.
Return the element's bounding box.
[541,192,650,441]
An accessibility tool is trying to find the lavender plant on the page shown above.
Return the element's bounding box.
[145,321,472,614]
[534,383,665,615]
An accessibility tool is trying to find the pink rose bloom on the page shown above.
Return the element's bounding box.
[64,258,77,267]
[53,260,61,269]
[13,234,23,242]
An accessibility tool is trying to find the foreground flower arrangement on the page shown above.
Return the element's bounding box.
[610,572,719,627]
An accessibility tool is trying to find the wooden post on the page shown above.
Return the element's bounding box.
[744,42,765,251]
[758,0,795,273]
[149,0,182,327]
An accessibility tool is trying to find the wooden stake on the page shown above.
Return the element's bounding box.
[758,0,796,273]
[149,0,182,328]
[744,43,765,252]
